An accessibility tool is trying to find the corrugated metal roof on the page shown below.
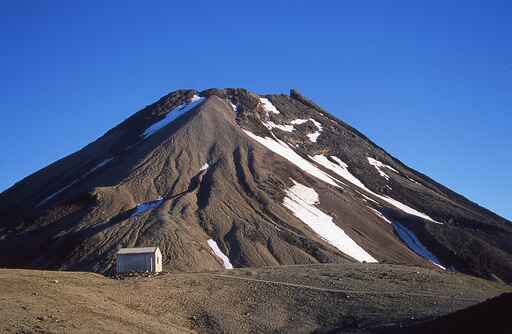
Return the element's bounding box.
[116,247,159,255]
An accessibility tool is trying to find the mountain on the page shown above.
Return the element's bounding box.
[1,88,511,282]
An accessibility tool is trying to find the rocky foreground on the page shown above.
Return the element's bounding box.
[1,263,510,334]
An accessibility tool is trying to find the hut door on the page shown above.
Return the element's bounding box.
[147,254,153,272]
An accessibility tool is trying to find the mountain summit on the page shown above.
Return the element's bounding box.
[1,88,511,282]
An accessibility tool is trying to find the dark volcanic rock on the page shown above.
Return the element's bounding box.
[376,293,512,334]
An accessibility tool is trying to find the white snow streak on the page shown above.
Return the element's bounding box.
[309,119,323,130]
[243,131,440,225]
[259,97,280,114]
[289,118,324,142]
[367,157,398,180]
[36,157,114,207]
[290,119,309,125]
[379,196,441,224]
[143,95,205,138]
[88,158,114,174]
[307,132,321,142]
[36,179,79,207]
[306,119,323,142]
[229,101,238,112]
[200,163,209,172]
[367,207,393,225]
[393,223,445,270]
[367,207,445,269]
[283,180,377,263]
[311,155,442,224]
[312,155,366,189]
[242,130,342,188]
[262,121,295,132]
[262,118,324,137]
[131,197,164,217]
[358,191,379,204]
[408,177,421,185]
[207,239,233,269]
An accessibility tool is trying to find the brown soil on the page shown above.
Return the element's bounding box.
[1,263,510,334]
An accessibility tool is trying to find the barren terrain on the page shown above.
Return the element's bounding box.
[1,263,510,333]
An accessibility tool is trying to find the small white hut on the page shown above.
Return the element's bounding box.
[116,247,162,273]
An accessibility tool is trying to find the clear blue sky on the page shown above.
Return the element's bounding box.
[1,1,511,220]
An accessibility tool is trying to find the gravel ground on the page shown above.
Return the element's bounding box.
[0,263,510,333]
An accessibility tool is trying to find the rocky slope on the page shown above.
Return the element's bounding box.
[376,292,512,334]
[1,264,510,334]
[0,88,511,282]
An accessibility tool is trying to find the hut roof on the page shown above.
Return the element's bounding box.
[117,247,159,255]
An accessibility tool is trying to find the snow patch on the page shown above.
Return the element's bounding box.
[207,239,233,269]
[143,95,205,138]
[290,119,309,125]
[307,132,321,142]
[306,119,323,142]
[378,196,441,224]
[243,131,440,224]
[229,101,237,112]
[259,97,280,114]
[393,222,445,270]
[367,208,445,269]
[312,155,366,189]
[312,155,442,224]
[283,179,377,263]
[260,117,323,140]
[200,163,209,172]
[242,130,342,188]
[310,119,323,131]
[289,118,324,142]
[262,121,295,132]
[131,197,164,217]
[367,157,398,180]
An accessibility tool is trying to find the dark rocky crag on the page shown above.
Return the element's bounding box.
[0,88,511,283]
[375,293,512,334]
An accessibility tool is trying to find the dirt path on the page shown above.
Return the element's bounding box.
[204,273,483,302]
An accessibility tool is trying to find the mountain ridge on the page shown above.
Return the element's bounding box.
[2,87,509,224]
